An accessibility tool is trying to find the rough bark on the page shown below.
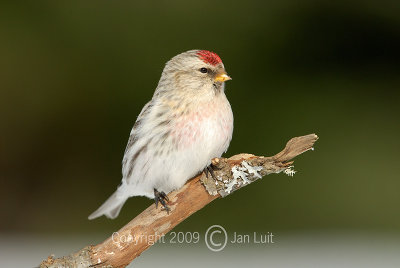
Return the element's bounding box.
[39,134,318,268]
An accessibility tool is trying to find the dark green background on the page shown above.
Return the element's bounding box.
[1,0,399,237]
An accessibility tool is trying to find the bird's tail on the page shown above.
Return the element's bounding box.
[88,191,128,220]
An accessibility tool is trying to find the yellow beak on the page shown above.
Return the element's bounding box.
[214,72,232,82]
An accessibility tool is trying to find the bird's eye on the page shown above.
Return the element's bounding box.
[200,67,208,73]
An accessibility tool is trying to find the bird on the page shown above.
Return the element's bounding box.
[88,50,233,220]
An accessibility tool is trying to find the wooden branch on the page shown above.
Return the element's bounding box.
[39,134,318,268]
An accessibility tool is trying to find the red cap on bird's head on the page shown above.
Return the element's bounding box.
[196,50,222,66]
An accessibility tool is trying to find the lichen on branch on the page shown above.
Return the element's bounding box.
[201,134,318,197]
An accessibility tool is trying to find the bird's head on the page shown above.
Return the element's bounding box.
[158,50,231,95]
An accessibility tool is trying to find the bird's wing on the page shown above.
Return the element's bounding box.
[121,100,154,174]
[123,101,152,153]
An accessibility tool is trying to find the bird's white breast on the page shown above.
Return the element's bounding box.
[120,92,233,199]
[165,93,233,187]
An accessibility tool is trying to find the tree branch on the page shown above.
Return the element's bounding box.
[39,134,318,268]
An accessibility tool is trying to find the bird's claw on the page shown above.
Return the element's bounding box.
[154,188,170,214]
[204,165,217,180]
[161,206,171,213]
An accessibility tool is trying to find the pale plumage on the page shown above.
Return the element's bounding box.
[89,50,233,220]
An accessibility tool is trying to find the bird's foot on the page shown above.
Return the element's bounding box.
[154,188,170,214]
[203,164,217,180]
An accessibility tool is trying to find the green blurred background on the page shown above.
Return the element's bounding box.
[1,0,400,266]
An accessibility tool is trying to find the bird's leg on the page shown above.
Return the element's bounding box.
[203,164,217,180]
[154,188,170,214]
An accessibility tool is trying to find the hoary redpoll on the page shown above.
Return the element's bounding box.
[89,50,233,219]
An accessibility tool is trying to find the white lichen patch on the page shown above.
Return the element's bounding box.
[224,161,263,194]
[242,161,263,179]
[283,166,296,177]
[232,165,249,184]
[225,176,238,194]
